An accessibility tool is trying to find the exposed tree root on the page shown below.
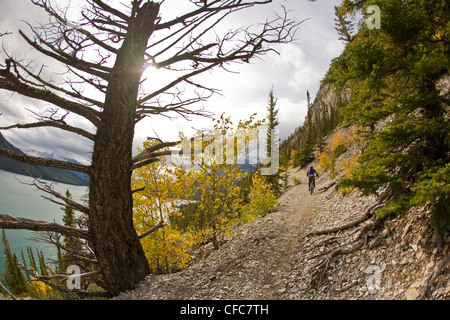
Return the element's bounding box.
[418,253,450,300]
[318,181,337,193]
[307,210,385,289]
[310,239,365,288]
[306,200,384,237]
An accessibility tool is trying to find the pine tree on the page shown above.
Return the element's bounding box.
[294,90,317,167]
[27,247,37,271]
[334,5,355,43]
[326,0,450,228]
[264,88,282,196]
[37,250,48,277]
[60,190,84,271]
[1,230,28,296]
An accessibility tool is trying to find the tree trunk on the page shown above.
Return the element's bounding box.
[88,2,159,296]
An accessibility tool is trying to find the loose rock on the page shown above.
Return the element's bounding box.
[113,167,449,300]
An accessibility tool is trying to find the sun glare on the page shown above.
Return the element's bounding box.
[142,64,159,81]
[141,63,177,93]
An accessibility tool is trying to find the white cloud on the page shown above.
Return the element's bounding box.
[267,43,323,94]
[1,0,345,161]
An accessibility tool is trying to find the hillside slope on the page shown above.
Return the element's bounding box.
[114,156,449,300]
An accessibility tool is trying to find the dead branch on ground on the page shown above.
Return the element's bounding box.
[0,281,18,300]
[418,253,450,300]
[305,195,387,288]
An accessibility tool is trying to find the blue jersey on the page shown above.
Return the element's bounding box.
[307,168,318,177]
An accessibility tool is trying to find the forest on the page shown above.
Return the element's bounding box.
[285,0,449,228]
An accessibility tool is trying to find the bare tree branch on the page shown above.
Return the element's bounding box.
[31,0,120,54]
[11,58,106,110]
[131,158,159,171]
[0,69,102,127]
[45,232,97,264]
[18,28,112,80]
[138,221,166,239]
[90,0,130,23]
[0,281,18,300]
[0,147,90,174]
[0,120,95,141]
[18,261,108,298]
[138,62,220,106]
[136,3,302,122]
[156,0,271,30]
[0,214,89,240]
[132,141,179,164]
[27,179,90,214]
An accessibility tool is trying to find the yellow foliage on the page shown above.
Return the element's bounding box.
[290,150,297,165]
[132,140,194,273]
[340,153,359,178]
[315,131,345,176]
[245,172,277,217]
[140,226,192,273]
[315,126,365,177]
[29,276,52,296]
[316,149,332,173]
[175,114,267,248]
[132,114,280,269]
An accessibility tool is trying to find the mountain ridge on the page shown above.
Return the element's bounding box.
[0,133,89,186]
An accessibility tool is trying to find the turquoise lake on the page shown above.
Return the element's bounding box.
[0,169,88,276]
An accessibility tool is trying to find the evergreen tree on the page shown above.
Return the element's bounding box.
[26,246,37,271]
[264,88,282,196]
[294,90,317,167]
[334,5,355,43]
[325,0,450,227]
[60,190,84,271]
[1,230,28,296]
[315,109,325,152]
[37,250,48,277]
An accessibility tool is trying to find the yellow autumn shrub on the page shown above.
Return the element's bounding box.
[244,172,277,217]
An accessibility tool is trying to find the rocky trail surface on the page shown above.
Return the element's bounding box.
[115,168,450,300]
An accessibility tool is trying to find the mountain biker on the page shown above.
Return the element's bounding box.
[306,166,319,191]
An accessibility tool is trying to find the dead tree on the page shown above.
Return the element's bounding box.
[0,0,301,296]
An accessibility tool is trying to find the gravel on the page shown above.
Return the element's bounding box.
[113,167,449,300]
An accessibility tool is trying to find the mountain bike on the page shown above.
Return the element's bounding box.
[308,176,315,195]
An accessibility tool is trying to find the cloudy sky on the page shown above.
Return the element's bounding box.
[0,0,345,164]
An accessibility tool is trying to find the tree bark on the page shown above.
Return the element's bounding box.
[0,0,300,296]
[87,2,159,296]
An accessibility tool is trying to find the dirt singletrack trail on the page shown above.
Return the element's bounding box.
[115,167,322,300]
[267,168,318,283]
[114,164,450,301]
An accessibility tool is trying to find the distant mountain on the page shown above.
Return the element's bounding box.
[236,163,256,175]
[0,133,89,186]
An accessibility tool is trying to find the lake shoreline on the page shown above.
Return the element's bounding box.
[0,169,88,275]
